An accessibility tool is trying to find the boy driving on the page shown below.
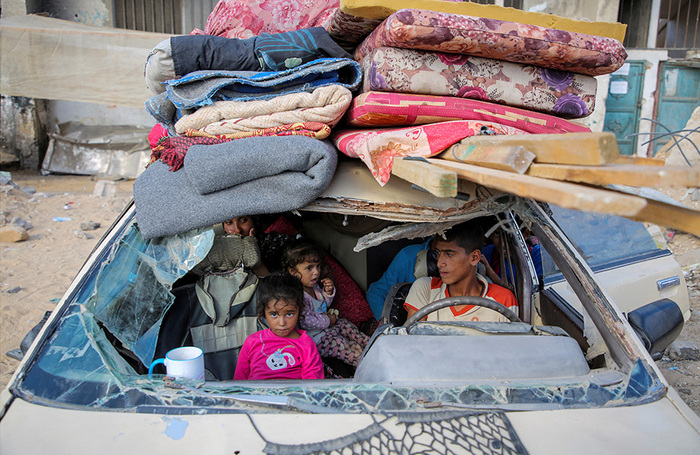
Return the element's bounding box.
[404,222,518,322]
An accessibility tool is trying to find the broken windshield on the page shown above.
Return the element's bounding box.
[13,208,665,413]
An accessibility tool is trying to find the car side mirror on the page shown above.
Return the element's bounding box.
[627,298,684,360]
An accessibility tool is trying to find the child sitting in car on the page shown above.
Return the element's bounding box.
[283,239,369,367]
[234,274,324,380]
[404,222,519,323]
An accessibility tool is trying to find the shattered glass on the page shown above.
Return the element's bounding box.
[84,223,213,365]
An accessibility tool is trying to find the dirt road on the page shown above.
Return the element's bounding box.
[1,171,698,416]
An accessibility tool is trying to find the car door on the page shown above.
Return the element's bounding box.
[540,205,690,322]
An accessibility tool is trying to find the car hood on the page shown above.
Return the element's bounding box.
[1,389,698,455]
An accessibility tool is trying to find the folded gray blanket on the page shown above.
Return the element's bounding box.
[133,136,338,239]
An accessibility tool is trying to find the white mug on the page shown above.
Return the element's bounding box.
[148,346,205,380]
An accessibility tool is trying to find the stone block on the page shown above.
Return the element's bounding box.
[0,225,28,242]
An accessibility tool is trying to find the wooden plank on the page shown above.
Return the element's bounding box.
[526,163,700,188]
[613,155,666,166]
[391,158,457,198]
[439,144,535,174]
[449,132,620,165]
[627,198,700,237]
[427,158,647,216]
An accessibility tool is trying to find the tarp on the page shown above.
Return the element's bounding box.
[0,15,171,108]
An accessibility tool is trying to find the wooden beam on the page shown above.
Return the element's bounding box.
[627,198,700,237]
[439,144,535,174]
[391,158,457,198]
[526,163,700,188]
[449,132,620,165]
[613,155,666,166]
[427,158,647,216]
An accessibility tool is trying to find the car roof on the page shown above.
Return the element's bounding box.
[308,161,514,218]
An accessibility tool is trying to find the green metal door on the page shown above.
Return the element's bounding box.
[653,62,700,155]
[603,61,646,156]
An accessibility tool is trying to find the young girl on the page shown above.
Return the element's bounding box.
[234,274,324,380]
[284,240,369,368]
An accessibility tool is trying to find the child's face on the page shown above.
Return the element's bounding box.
[223,216,254,236]
[434,239,480,286]
[289,259,322,289]
[264,299,300,338]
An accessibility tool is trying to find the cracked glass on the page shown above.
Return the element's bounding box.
[16,212,664,415]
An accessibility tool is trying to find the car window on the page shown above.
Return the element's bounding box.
[542,205,661,279]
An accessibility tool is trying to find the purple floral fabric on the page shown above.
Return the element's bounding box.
[360,47,596,118]
[354,9,627,76]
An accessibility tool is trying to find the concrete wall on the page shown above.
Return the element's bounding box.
[25,0,112,25]
[1,0,26,16]
[521,0,619,22]
[0,96,48,169]
[1,0,154,168]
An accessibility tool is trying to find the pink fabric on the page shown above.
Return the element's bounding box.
[332,120,527,185]
[148,124,169,149]
[344,91,591,133]
[194,0,339,38]
[234,329,324,380]
[324,256,375,325]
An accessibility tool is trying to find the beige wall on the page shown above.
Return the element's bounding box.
[1,0,26,17]
[521,0,619,22]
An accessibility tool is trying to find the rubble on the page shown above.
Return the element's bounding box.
[73,230,94,240]
[0,225,28,242]
[92,180,117,198]
[80,221,100,231]
[10,216,32,230]
[667,340,700,361]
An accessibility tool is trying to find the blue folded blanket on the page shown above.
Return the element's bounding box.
[165,58,362,109]
[146,58,361,126]
[133,136,338,239]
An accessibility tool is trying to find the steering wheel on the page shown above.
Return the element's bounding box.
[403,296,522,327]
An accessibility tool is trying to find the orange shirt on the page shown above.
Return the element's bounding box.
[404,275,518,322]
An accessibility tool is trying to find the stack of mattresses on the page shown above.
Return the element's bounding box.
[134,20,377,327]
[329,7,627,184]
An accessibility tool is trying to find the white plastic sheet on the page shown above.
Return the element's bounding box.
[0,15,172,108]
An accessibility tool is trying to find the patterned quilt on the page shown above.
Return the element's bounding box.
[361,47,597,118]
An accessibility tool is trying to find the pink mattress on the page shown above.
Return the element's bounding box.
[332,120,527,185]
[344,91,591,133]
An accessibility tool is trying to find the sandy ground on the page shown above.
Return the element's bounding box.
[0,171,699,417]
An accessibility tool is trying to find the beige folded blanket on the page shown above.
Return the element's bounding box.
[175,85,352,135]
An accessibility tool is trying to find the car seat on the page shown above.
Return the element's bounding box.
[379,282,413,326]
